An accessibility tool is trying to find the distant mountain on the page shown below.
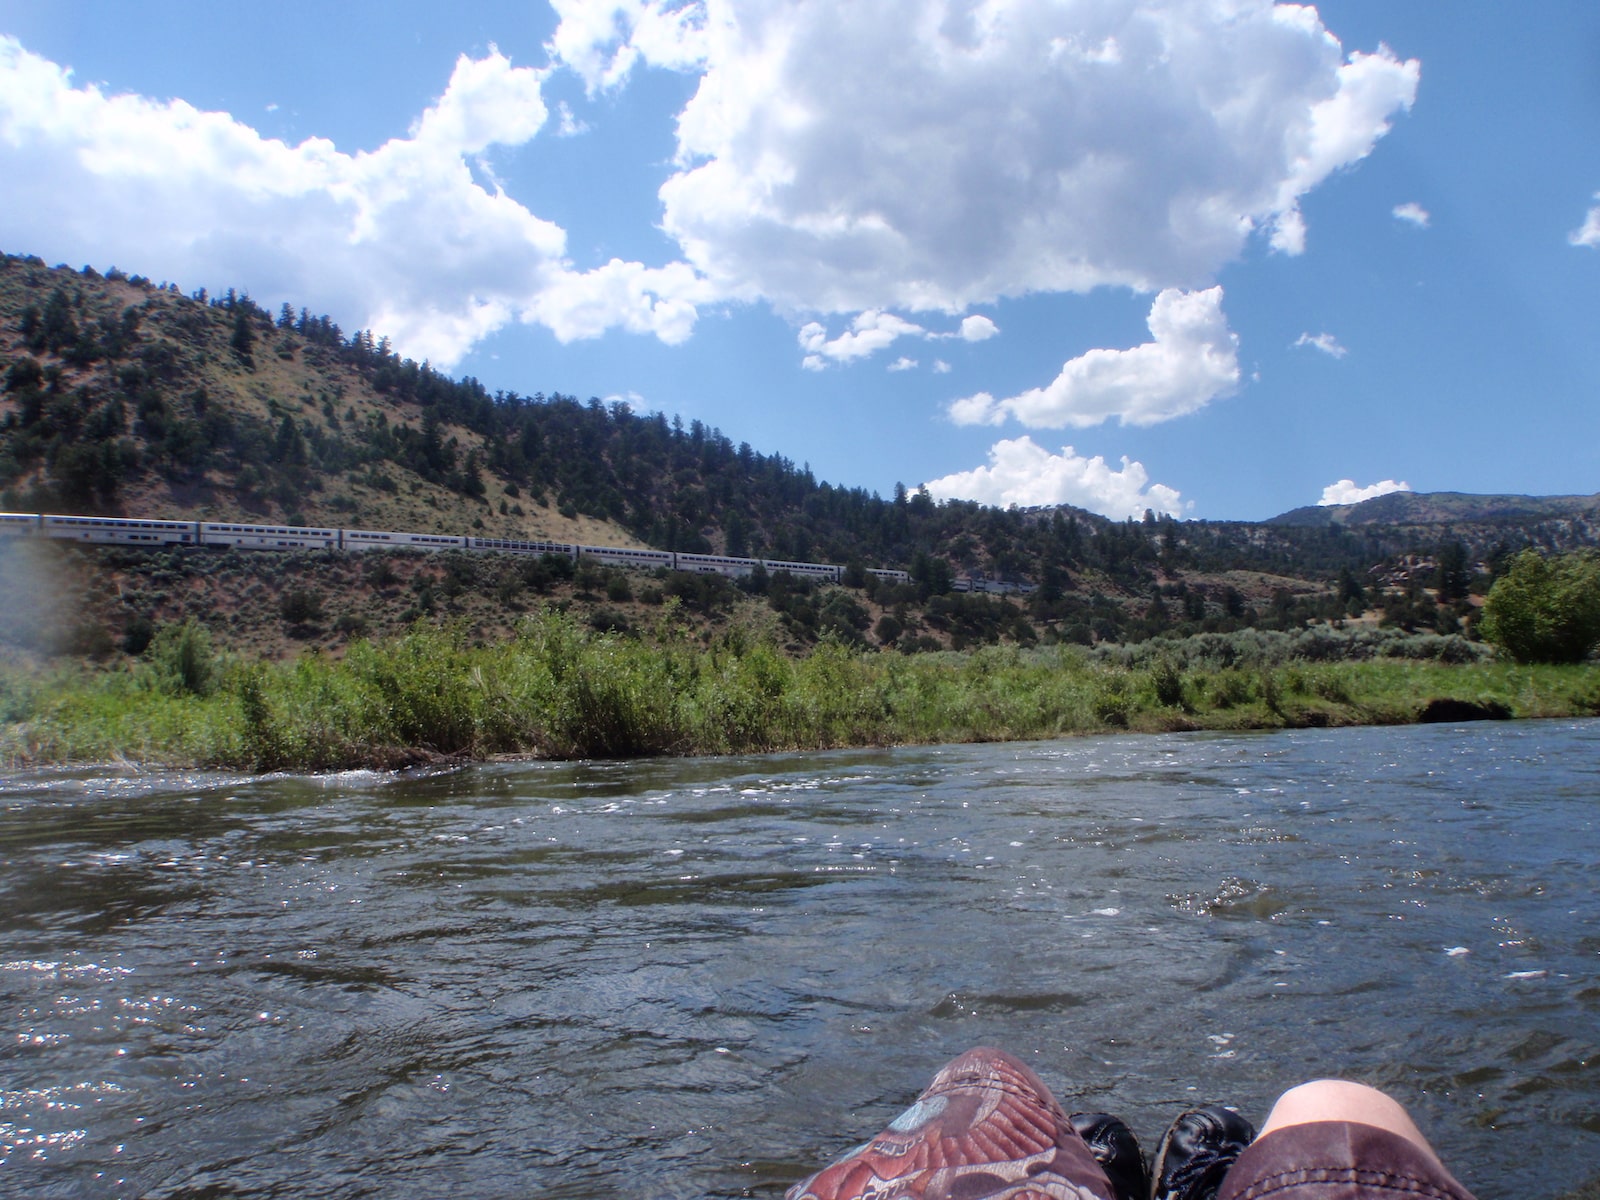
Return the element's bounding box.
[1269,491,1600,528]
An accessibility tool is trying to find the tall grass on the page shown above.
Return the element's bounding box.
[3,611,1597,771]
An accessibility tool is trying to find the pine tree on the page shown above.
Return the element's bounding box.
[231,308,256,363]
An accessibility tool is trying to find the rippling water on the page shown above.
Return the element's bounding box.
[2,720,1598,1198]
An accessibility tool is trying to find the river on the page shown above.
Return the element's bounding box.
[2,720,1597,1198]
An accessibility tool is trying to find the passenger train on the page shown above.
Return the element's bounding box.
[0,511,962,588]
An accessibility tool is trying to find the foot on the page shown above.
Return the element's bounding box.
[1068,1112,1151,1200]
[1150,1105,1256,1200]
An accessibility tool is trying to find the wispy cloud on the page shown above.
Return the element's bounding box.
[799,310,927,370]
[1570,193,1600,248]
[795,310,1000,369]
[1293,331,1348,359]
[555,100,589,137]
[1392,202,1430,228]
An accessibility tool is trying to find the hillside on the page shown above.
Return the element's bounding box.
[2,251,1597,664]
[0,255,657,548]
[0,254,1129,575]
[1271,490,1600,529]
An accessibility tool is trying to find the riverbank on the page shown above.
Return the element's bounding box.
[3,610,1596,771]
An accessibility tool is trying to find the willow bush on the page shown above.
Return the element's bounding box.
[3,610,1597,771]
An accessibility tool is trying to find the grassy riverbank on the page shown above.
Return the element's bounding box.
[4,610,1597,771]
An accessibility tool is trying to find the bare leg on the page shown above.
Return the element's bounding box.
[1211,1080,1478,1200]
[1258,1080,1436,1157]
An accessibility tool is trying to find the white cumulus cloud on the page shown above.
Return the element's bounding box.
[0,37,707,366]
[527,258,711,345]
[959,314,999,342]
[1570,193,1600,248]
[0,0,1422,402]
[924,437,1183,519]
[545,0,709,93]
[1392,201,1430,228]
[949,287,1239,429]
[1262,43,1421,255]
[1294,331,1347,358]
[1319,478,1412,506]
[569,0,1422,317]
[888,356,917,372]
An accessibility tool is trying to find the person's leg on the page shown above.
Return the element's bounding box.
[1255,1080,1432,1153]
[786,1046,1137,1200]
[1211,1080,1478,1200]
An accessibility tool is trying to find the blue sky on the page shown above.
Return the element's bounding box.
[1,2,1597,521]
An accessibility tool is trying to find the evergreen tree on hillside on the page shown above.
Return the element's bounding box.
[230,307,255,363]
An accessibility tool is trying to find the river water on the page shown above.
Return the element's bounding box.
[2,721,1597,1199]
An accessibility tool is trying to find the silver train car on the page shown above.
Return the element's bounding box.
[866,567,912,585]
[467,536,576,559]
[41,514,203,545]
[950,576,1035,595]
[757,557,841,583]
[0,512,924,588]
[576,545,675,571]
[198,522,340,550]
[674,551,758,578]
[340,529,468,551]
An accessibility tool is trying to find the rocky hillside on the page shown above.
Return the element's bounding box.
[0,254,648,548]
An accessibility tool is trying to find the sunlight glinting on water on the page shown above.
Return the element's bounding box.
[0,722,1597,1198]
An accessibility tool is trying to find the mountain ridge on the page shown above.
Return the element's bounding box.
[1268,491,1600,528]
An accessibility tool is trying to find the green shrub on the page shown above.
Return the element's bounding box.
[0,671,40,723]
[1257,668,1284,716]
[605,573,633,602]
[1093,674,1131,726]
[1207,670,1251,709]
[122,614,155,656]
[1149,655,1185,708]
[1480,550,1600,664]
[588,607,631,634]
[280,588,323,626]
[10,600,1600,771]
[1311,673,1353,705]
[147,619,217,696]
